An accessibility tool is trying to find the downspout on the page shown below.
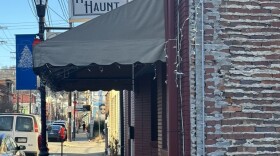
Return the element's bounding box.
[165,0,179,155]
[176,0,185,155]
[195,0,205,155]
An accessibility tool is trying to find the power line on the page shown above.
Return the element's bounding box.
[48,6,68,22]
[61,0,69,18]
[58,0,68,21]
[0,30,13,51]
[0,20,67,25]
[46,6,52,27]
[27,0,39,22]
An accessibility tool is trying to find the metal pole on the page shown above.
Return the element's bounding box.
[37,12,49,156]
[98,110,100,137]
[17,91,19,113]
[56,95,58,120]
[73,93,76,140]
[61,140,63,156]
[39,84,48,156]
[29,90,32,114]
[67,92,72,142]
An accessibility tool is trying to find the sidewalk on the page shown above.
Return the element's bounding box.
[48,129,105,156]
[64,130,105,147]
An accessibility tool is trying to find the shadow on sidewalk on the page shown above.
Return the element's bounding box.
[50,152,104,156]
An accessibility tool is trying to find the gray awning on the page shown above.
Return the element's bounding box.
[33,0,166,91]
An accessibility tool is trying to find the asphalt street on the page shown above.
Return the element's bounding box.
[48,129,105,156]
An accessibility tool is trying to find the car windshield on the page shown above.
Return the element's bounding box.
[52,123,65,127]
[0,116,13,131]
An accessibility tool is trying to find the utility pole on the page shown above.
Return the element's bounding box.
[29,90,32,114]
[16,91,19,113]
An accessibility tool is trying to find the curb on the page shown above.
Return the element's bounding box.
[62,140,103,147]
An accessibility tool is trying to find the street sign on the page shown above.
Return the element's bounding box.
[75,105,91,111]
[76,104,83,109]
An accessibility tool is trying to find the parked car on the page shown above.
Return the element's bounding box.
[52,120,67,141]
[0,113,41,156]
[47,125,62,142]
[0,133,26,156]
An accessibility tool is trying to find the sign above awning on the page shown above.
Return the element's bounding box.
[69,0,128,22]
[33,0,165,91]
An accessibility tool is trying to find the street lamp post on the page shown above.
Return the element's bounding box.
[34,0,46,40]
[34,0,48,156]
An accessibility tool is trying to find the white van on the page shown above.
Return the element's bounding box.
[0,113,41,156]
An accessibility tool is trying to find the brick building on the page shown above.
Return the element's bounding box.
[32,0,280,155]
[120,0,280,155]
[189,0,280,155]
[0,79,13,112]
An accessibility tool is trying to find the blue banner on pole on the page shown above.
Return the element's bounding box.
[16,34,37,90]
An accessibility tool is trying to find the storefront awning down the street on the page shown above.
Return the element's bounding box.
[33,0,166,91]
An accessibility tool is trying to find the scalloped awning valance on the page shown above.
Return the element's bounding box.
[33,0,165,91]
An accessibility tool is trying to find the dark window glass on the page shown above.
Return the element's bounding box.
[16,117,33,132]
[0,116,13,131]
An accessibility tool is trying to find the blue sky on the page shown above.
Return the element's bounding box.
[0,0,70,68]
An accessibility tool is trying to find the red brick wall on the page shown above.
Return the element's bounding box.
[202,0,280,155]
[134,74,153,156]
[178,0,191,155]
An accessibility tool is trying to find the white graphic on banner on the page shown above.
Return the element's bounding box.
[18,45,33,68]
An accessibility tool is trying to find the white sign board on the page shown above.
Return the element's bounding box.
[69,0,127,22]
[76,104,83,109]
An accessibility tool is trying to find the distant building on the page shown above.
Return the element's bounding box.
[0,79,14,112]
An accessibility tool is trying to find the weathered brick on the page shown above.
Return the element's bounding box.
[206,147,218,153]
[251,113,272,119]
[233,140,247,145]
[222,106,242,112]
[206,134,222,140]
[255,127,276,132]
[205,81,214,87]
[257,147,276,152]
[221,126,233,133]
[233,126,254,132]
[205,55,215,61]
[205,139,216,145]
[237,146,257,153]
[227,147,237,152]
[222,119,243,125]
[206,127,215,133]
